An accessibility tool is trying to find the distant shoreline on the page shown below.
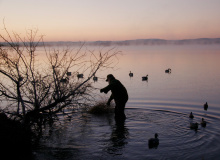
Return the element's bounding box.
[1,38,220,47]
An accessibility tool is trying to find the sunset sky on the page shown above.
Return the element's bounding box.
[0,0,220,41]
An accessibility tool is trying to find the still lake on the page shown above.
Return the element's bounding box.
[34,44,220,160]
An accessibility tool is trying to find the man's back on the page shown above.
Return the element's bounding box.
[103,79,128,103]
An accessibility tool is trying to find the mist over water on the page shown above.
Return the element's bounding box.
[34,44,220,160]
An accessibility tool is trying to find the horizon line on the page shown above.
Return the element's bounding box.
[1,37,220,46]
[43,37,220,43]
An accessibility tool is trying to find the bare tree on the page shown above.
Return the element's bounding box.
[0,24,121,129]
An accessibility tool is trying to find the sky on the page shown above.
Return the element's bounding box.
[0,0,220,41]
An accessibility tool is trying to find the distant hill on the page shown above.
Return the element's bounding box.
[87,38,220,46]
[1,38,220,47]
[49,38,220,46]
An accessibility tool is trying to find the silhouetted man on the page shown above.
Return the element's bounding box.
[100,74,128,120]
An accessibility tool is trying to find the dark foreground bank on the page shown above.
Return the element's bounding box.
[0,113,33,160]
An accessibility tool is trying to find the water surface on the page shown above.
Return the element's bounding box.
[34,44,220,160]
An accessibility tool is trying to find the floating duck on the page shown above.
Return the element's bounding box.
[189,112,194,119]
[18,76,23,82]
[67,72,71,76]
[190,122,199,130]
[148,133,159,149]
[204,102,208,111]
[93,76,98,82]
[60,77,68,83]
[165,68,171,73]
[77,72,84,79]
[129,71,133,77]
[142,75,148,81]
[201,118,207,127]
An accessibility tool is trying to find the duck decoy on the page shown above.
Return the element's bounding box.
[201,118,207,127]
[189,112,194,119]
[60,77,68,83]
[129,71,133,77]
[67,72,71,76]
[93,76,98,82]
[142,75,148,81]
[18,76,23,82]
[148,133,159,149]
[165,68,171,73]
[77,73,84,79]
[190,122,199,130]
[204,102,208,111]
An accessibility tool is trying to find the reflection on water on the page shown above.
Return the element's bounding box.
[33,45,220,159]
[105,118,129,155]
[34,106,220,160]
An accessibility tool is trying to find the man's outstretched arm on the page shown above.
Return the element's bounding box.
[107,94,114,105]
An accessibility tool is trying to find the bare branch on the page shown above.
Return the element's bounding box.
[0,24,121,130]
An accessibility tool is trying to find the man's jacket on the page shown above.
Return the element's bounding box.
[101,79,128,103]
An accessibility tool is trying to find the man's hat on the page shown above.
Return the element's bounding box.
[106,74,115,82]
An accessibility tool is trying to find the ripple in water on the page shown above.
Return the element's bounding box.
[34,102,220,160]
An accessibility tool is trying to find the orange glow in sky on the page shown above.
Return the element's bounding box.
[1,0,220,41]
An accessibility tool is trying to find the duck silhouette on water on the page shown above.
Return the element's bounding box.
[204,102,208,111]
[190,122,199,130]
[129,71,133,77]
[189,112,194,119]
[77,72,84,79]
[201,118,207,127]
[93,76,98,82]
[165,68,171,73]
[142,75,148,81]
[148,133,159,149]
